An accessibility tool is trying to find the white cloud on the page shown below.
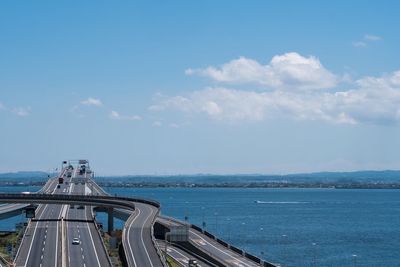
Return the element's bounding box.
[353,41,367,48]
[186,52,338,90]
[169,123,179,128]
[364,34,382,41]
[81,97,103,107]
[353,34,382,48]
[109,110,141,121]
[12,107,31,117]
[0,102,5,110]
[151,70,400,125]
[153,121,162,127]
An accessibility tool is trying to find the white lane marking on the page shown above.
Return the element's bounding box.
[55,201,65,267]
[85,222,101,267]
[67,219,71,267]
[29,175,64,267]
[68,172,102,267]
[169,246,189,260]
[140,206,155,267]
[190,230,256,267]
[24,203,48,267]
[15,178,57,264]
[125,209,141,267]
[22,176,60,266]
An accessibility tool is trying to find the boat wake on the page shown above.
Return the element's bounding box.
[254,200,308,204]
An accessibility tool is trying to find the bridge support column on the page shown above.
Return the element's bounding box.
[108,207,114,234]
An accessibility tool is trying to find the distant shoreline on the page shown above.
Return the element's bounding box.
[96,182,400,189]
[1,170,400,189]
[1,181,400,189]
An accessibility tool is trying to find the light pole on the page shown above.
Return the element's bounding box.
[282,234,287,267]
[239,222,246,242]
[352,254,357,267]
[214,212,218,233]
[312,242,317,267]
[201,207,206,230]
[259,227,265,257]
[226,218,231,241]
[184,201,189,222]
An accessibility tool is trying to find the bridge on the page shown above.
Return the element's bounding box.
[0,163,277,267]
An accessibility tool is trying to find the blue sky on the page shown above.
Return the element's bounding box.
[1,1,400,175]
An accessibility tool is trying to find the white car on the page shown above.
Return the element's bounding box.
[72,238,80,245]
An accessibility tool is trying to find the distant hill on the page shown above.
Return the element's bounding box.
[95,170,400,184]
[1,170,400,185]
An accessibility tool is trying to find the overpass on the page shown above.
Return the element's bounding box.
[0,193,165,267]
[0,176,59,220]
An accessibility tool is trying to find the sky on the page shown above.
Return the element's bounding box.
[1,0,400,175]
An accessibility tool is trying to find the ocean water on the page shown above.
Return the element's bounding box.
[102,187,400,267]
[1,186,399,266]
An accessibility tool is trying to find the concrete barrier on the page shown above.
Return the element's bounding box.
[244,252,261,264]
[186,223,277,267]
[229,245,243,255]
[191,224,202,232]
[216,238,229,247]
[203,230,216,239]
[264,261,277,267]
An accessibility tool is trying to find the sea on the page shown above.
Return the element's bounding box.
[1,186,399,266]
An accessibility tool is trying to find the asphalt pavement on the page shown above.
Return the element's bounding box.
[14,177,63,267]
[66,180,111,267]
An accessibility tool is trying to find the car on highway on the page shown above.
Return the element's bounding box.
[72,238,80,245]
[188,259,198,267]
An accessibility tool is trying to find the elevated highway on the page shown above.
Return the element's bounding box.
[89,179,165,267]
[13,174,64,267]
[0,176,59,220]
[0,192,164,267]
[65,168,112,267]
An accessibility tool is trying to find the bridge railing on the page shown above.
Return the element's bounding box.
[0,193,160,208]
[158,215,277,267]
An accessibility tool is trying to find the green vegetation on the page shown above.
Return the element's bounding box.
[0,231,19,264]
[166,254,181,267]
[103,230,123,267]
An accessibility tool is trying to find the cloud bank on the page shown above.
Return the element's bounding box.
[152,53,400,125]
[186,52,338,90]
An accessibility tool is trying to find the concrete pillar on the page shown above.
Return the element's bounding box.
[108,207,114,234]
